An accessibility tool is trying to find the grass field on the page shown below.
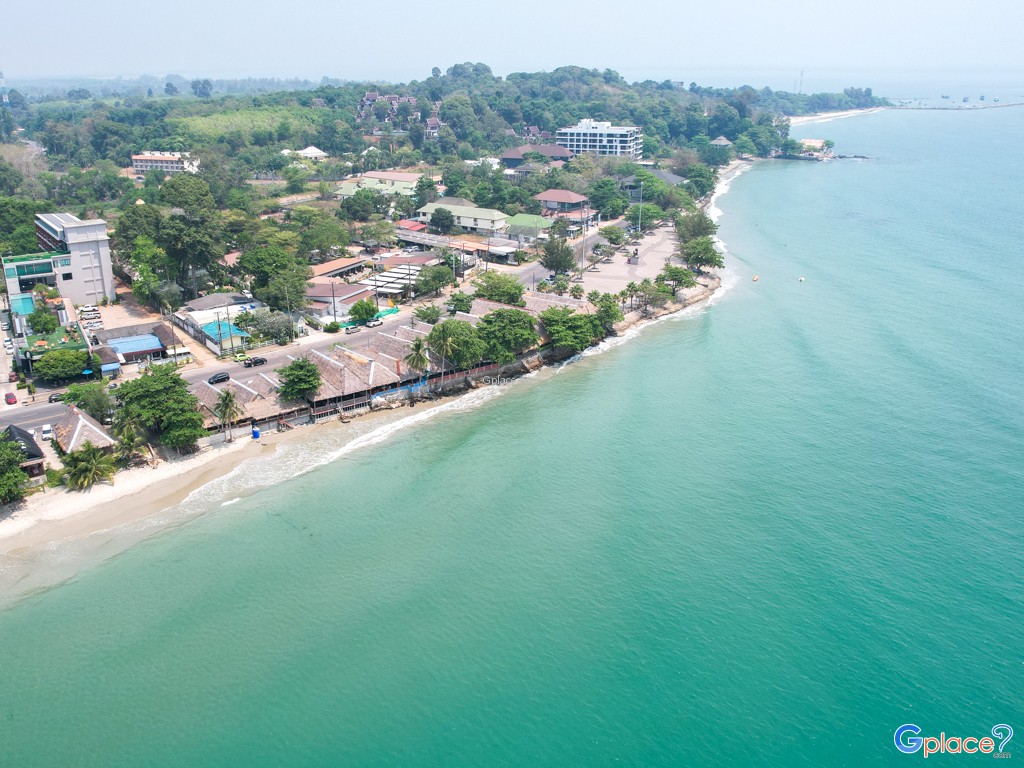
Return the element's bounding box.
[168,107,322,142]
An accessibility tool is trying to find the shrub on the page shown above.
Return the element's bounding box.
[324,321,340,333]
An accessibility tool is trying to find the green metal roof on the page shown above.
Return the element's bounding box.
[505,214,552,229]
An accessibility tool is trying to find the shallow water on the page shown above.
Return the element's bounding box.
[1,106,1022,766]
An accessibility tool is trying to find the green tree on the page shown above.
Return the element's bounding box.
[164,82,179,96]
[592,292,625,333]
[674,210,718,244]
[448,292,474,313]
[0,158,23,196]
[539,307,601,353]
[586,178,629,218]
[625,203,665,230]
[415,265,454,296]
[238,245,295,290]
[158,174,222,298]
[117,364,206,453]
[0,435,29,504]
[112,199,163,251]
[414,176,439,207]
[340,188,379,221]
[256,260,312,313]
[278,358,322,401]
[430,207,455,234]
[32,349,90,384]
[472,271,525,306]
[190,79,213,98]
[427,319,485,389]
[660,264,698,290]
[112,415,148,467]
[682,163,717,198]
[214,389,243,442]
[64,380,114,422]
[62,442,117,490]
[281,163,311,194]
[28,306,59,335]
[349,298,378,324]
[599,225,626,247]
[682,236,724,272]
[403,336,430,380]
[540,237,576,274]
[476,308,539,364]
[413,305,442,324]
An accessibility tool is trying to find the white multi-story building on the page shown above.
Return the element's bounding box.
[1,214,116,307]
[555,119,643,159]
[131,151,199,176]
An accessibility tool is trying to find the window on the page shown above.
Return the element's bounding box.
[62,273,73,280]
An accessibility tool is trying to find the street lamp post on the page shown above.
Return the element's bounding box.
[638,181,644,233]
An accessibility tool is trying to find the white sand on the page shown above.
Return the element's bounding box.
[789,107,886,126]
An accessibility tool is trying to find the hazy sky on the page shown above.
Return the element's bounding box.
[6,0,1023,90]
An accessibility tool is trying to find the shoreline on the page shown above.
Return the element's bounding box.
[788,106,886,126]
[0,152,748,596]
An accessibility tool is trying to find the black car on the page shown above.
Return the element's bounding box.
[48,393,64,403]
[207,372,230,385]
[243,356,267,368]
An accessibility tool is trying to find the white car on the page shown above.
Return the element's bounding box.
[41,424,53,441]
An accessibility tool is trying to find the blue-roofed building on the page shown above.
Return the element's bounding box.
[107,334,164,363]
[200,321,250,354]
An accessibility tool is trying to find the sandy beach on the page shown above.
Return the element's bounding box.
[0,157,746,585]
[789,107,886,126]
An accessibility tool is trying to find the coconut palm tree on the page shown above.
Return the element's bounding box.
[427,325,457,394]
[626,281,639,309]
[113,415,147,466]
[214,389,243,442]
[63,441,116,490]
[403,337,429,383]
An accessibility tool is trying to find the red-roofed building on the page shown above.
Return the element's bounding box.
[397,219,427,231]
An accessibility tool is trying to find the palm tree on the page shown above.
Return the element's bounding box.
[63,441,116,490]
[626,281,639,309]
[113,416,147,466]
[403,337,429,383]
[214,389,243,442]
[427,325,457,395]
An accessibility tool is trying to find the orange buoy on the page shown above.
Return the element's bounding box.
[752,275,759,282]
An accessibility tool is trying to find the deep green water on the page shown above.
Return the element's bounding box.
[2,107,1022,766]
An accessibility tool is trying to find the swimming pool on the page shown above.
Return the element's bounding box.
[10,293,35,316]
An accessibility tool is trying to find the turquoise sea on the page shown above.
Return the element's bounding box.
[2,106,1023,766]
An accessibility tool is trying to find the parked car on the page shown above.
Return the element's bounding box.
[207,372,230,385]
[365,319,384,328]
[8,371,16,382]
[5,392,17,405]
[48,392,63,403]
[232,352,250,362]
[41,424,53,441]
[243,356,267,368]
[344,325,362,334]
